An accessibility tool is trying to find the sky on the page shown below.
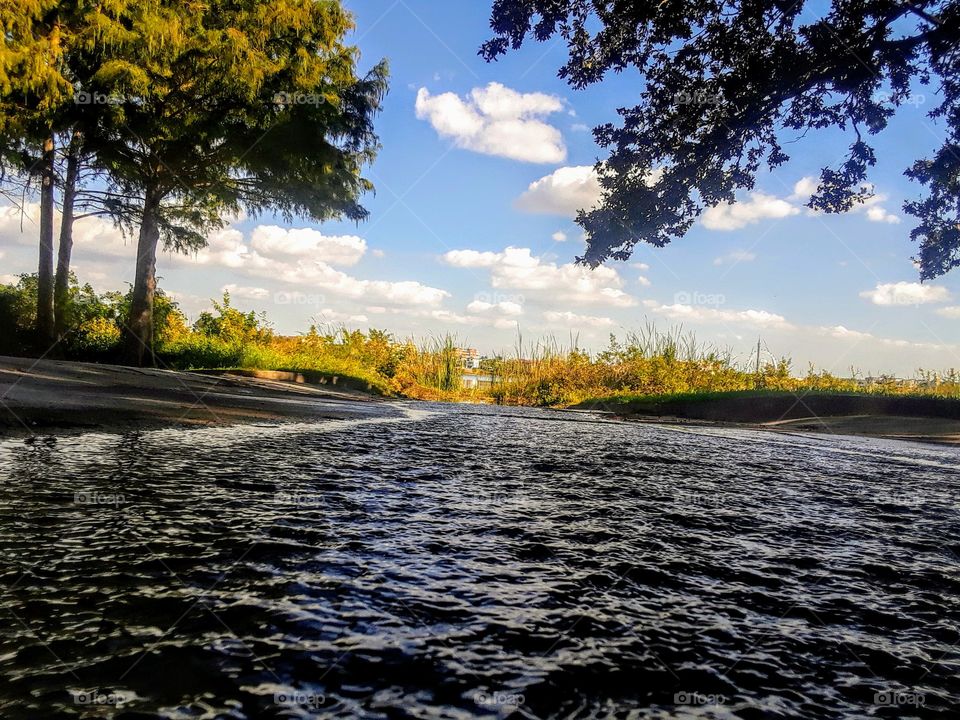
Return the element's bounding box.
[1,0,958,376]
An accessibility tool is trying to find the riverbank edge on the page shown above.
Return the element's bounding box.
[571,391,960,446]
[0,356,399,437]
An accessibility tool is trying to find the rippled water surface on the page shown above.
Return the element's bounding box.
[1,403,959,718]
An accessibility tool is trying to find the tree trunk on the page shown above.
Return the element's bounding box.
[36,135,56,345]
[124,188,161,367]
[54,131,82,339]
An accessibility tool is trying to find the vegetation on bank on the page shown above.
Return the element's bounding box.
[573,390,960,422]
[2,273,959,407]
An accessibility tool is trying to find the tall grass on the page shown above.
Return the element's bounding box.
[5,277,956,405]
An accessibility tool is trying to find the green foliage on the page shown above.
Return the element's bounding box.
[483,0,960,279]
[0,274,37,353]
[192,293,272,346]
[2,274,960,404]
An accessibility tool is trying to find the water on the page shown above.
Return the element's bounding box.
[1,403,959,718]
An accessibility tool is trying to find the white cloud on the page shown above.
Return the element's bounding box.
[0,273,18,285]
[936,306,960,319]
[791,176,819,200]
[425,309,517,330]
[859,282,950,306]
[0,202,137,259]
[646,301,792,328]
[415,82,566,163]
[570,123,590,132]
[713,250,757,266]
[467,299,524,316]
[827,325,874,340]
[791,177,901,224]
[865,205,901,224]
[443,249,503,268]
[249,226,366,266]
[702,193,800,230]
[515,165,601,215]
[544,310,614,327]
[552,231,568,242]
[173,224,450,308]
[637,275,651,287]
[814,324,946,351]
[222,284,270,300]
[442,246,636,307]
[315,308,370,325]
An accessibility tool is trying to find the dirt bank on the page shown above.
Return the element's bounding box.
[574,391,960,445]
[0,356,397,435]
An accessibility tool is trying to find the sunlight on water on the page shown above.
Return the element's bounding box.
[0,404,958,718]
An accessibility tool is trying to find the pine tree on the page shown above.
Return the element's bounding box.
[81,0,387,365]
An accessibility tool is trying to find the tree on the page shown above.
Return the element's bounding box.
[482,0,960,279]
[80,0,386,366]
[0,0,78,343]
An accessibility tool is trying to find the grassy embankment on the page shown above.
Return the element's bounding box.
[3,276,959,411]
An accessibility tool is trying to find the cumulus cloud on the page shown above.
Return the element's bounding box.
[814,324,945,351]
[315,308,370,325]
[936,306,960,319]
[646,301,792,328]
[859,282,950,306]
[791,176,819,200]
[172,223,449,307]
[222,284,271,300]
[543,310,614,327]
[442,246,635,307]
[792,177,901,223]
[515,165,601,215]
[425,309,517,330]
[249,226,366,266]
[702,193,800,230]
[415,82,566,163]
[467,299,524,316]
[0,202,135,259]
[443,249,504,268]
[552,231,568,242]
[865,205,901,224]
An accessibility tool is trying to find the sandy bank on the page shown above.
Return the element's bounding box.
[0,356,397,435]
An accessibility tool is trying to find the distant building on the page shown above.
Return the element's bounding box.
[457,348,481,369]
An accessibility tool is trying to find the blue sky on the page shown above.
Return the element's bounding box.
[1,0,957,376]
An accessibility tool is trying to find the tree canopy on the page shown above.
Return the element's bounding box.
[0,0,387,363]
[482,0,960,280]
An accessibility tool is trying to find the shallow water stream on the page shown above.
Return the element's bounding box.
[1,403,958,718]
